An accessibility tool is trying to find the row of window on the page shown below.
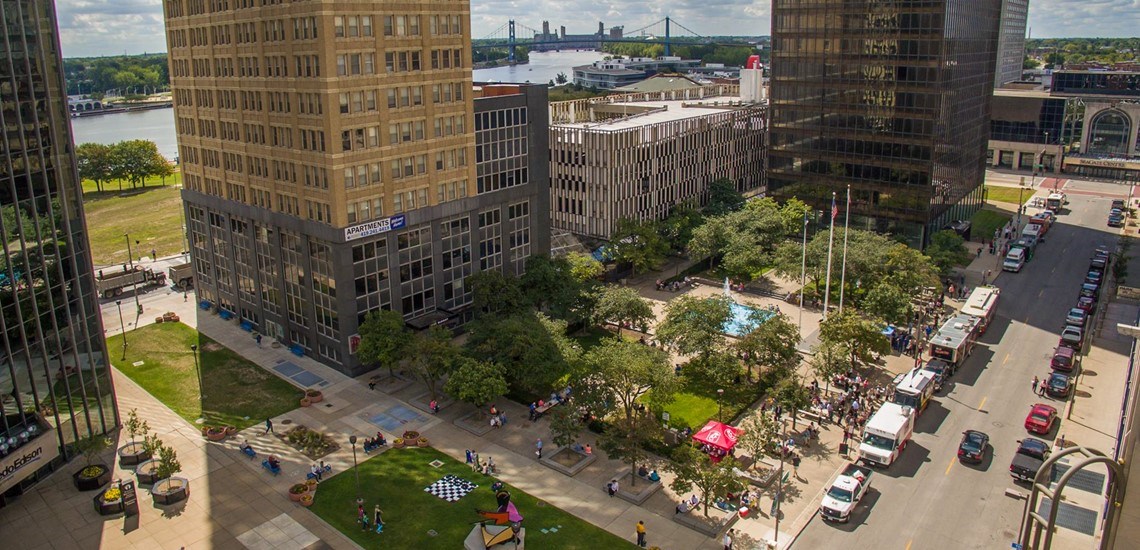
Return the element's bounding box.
[171,49,464,78]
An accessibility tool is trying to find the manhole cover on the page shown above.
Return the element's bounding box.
[992,421,1005,428]
[325,403,333,408]
[427,529,438,537]
[281,419,293,425]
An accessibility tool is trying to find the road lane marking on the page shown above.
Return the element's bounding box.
[905,540,912,550]
[979,396,987,410]
[1003,353,1010,366]
[945,459,954,476]
[1038,289,1045,298]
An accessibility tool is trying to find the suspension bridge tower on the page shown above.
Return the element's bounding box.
[664,16,671,57]
[508,20,517,64]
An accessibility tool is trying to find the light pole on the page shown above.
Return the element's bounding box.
[190,344,204,402]
[124,233,134,269]
[1016,182,1026,227]
[349,435,362,505]
[116,300,127,360]
[716,388,724,421]
[773,418,788,545]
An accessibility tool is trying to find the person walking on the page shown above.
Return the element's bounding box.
[535,438,543,459]
[264,418,273,434]
[373,505,384,534]
[465,449,473,464]
[791,453,802,477]
[722,528,734,550]
[358,503,369,531]
[1031,376,1039,395]
[635,520,647,547]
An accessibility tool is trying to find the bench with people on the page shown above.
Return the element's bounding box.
[307,462,332,481]
[636,465,661,482]
[530,387,572,420]
[238,439,256,459]
[262,456,281,476]
[363,432,387,453]
[675,494,700,515]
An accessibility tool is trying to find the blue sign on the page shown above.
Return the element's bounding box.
[1012,543,1023,550]
[344,214,407,242]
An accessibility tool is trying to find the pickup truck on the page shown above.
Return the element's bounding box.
[819,463,873,523]
[1009,438,1051,482]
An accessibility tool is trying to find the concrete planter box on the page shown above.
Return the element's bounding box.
[454,410,496,436]
[117,442,150,466]
[135,459,164,485]
[539,447,596,477]
[614,470,661,505]
[672,507,739,537]
[152,477,190,505]
[73,464,112,491]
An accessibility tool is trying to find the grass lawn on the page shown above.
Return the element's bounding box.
[110,322,301,429]
[662,392,719,430]
[984,185,1030,205]
[81,171,182,195]
[970,208,1012,243]
[309,446,634,549]
[84,185,185,266]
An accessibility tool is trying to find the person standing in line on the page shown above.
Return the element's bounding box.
[635,520,646,547]
[264,418,273,434]
[1032,376,1039,395]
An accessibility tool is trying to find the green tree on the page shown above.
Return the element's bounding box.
[599,414,660,488]
[444,357,507,419]
[565,251,604,283]
[592,284,654,336]
[468,269,526,316]
[519,255,580,320]
[705,178,745,216]
[772,373,812,430]
[548,405,583,450]
[154,440,182,481]
[610,218,667,276]
[925,230,970,276]
[737,412,782,464]
[862,283,914,326]
[124,408,150,445]
[819,310,890,369]
[658,205,704,253]
[686,351,741,395]
[75,142,116,193]
[668,445,743,517]
[735,312,800,383]
[405,325,459,401]
[355,309,409,378]
[465,312,579,396]
[76,434,111,467]
[688,215,732,269]
[555,72,568,84]
[111,140,169,189]
[656,295,732,360]
[808,340,847,393]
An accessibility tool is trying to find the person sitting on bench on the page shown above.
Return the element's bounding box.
[637,465,650,478]
[648,469,661,482]
[267,456,281,470]
[376,432,387,446]
[311,463,324,481]
[239,439,254,454]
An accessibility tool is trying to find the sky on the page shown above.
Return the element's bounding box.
[55,0,1140,58]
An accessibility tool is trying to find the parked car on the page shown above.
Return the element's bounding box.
[1025,403,1057,434]
[957,430,989,463]
[1051,346,1078,372]
[1108,214,1125,228]
[1076,296,1096,313]
[1090,257,1108,273]
[1086,271,1103,285]
[1112,199,1126,210]
[1060,326,1084,351]
[1065,308,1088,328]
[1010,438,1051,482]
[1079,283,1100,302]
[1046,372,1073,398]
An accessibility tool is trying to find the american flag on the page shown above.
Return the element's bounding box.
[831,195,838,221]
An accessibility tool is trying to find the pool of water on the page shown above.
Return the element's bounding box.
[724,301,775,337]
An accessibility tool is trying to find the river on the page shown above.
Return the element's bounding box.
[68,50,605,159]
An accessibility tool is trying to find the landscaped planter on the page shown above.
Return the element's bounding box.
[205,426,228,441]
[288,483,309,502]
[305,389,323,403]
[392,438,405,449]
[152,477,190,505]
[93,486,124,516]
[299,493,314,507]
[135,459,163,485]
[73,464,112,491]
[117,442,151,466]
[417,437,430,447]
[225,426,237,436]
[402,430,420,440]
[300,397,312,407]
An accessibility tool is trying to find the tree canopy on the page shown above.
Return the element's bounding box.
[668,445,744,517]
[925,230,970,277]
[609,218,668,276]
[591,284,654,335]
[655,295,732,360]
[735,312,800,383]
[464,312,579,397]
[444,357,507,417]
[355,309,409,377]
[818,310,890,369]
[75,139,173,192]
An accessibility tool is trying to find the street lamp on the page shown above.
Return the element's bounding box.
[773,418,789,546]
[349,435,362,505]
[124,233,134,269]
[116,300,127,360]
[190,344,204,401]
[716,389,724,421]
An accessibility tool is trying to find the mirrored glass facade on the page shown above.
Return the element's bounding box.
[769,0,1002,246]
[1,0,117,501]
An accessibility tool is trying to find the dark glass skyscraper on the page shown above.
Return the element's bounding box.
[0,0,117,502]
[769,0,1002,246]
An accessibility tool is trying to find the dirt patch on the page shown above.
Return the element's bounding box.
[278,425,340,460]
[202,342,223,352]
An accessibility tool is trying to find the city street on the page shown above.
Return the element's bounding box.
[795,178,1129,549]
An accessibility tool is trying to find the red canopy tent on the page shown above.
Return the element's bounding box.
[692,421,743,452]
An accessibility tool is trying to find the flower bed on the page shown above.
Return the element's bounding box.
[73,464,112,491]
[93,485,124,515]
[288,482,310,502]
[305,389,323,403]
[278,425,339,460]
[204,426,228,441]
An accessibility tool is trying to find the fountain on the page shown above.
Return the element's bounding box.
[721,278,775,337]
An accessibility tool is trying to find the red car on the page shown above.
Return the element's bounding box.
[1075,296,1096,313]
[1025,404,1057,434]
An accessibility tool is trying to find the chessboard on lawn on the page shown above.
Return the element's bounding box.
[424,474,478,502]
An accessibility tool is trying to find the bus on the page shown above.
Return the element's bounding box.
[960,286,1000,335]
[1046,193,1065,213]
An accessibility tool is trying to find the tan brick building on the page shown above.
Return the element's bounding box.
[163,1,548,374]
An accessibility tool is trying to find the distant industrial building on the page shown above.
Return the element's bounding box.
[549,85,767,239]
[572,57,701,90]
[995,0,1029,88]
[531,21,622,52]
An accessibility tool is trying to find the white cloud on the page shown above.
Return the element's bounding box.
[52,0,1140,57]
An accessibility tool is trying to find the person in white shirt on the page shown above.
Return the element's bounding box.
[722,528,734,549]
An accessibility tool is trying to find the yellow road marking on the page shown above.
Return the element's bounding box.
[1002,354,1010,366]
[979,396,987,410]
[906,540,913,550]
[945,459,954,476]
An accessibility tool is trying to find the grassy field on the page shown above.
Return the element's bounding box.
[971,208,1012,243]
[984,185,1030,205]
[82,172,182,195]
[309,446,634,549]
[83,184,184,266]
[110,322,301,429]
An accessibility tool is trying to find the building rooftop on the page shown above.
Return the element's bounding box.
[614,74,704,93]
[554,98,753,131]
[994,89,1054,99]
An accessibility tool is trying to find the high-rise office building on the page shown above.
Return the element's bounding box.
[163,1,548,375]
[1,0,117,504]
[996,0,1030,88]
[768,0,1002,246]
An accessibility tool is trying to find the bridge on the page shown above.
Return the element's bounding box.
[473,17,726,64]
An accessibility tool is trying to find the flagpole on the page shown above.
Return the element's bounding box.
[839,185,851,314]
[798,211,808,334]
[823,192,837,320]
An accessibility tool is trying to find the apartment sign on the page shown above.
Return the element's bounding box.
[0,432,60,493]
[344,214,407,242]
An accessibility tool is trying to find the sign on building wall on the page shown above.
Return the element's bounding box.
[0,429,60,493]
[344,214,407,242]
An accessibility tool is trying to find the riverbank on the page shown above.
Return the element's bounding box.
[72,100,172,118]
[473,59,529,70]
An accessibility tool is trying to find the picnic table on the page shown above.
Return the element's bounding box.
[534,399,560,416]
